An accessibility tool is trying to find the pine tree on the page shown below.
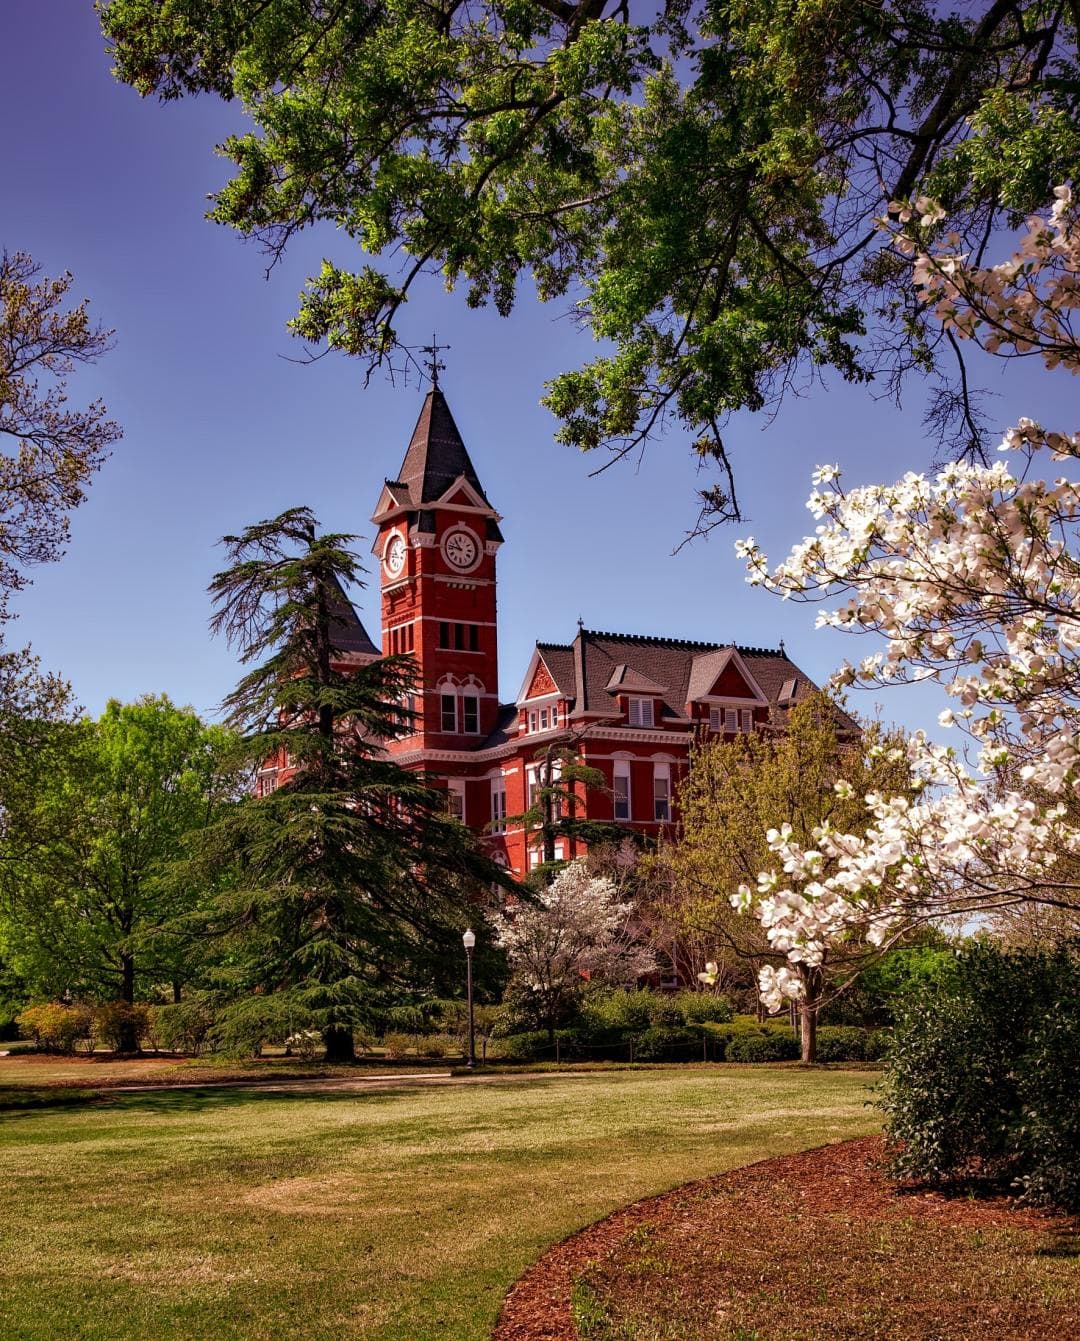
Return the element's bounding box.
[197,507,506,1061]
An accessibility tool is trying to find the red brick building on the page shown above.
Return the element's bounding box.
[261,388,825,876]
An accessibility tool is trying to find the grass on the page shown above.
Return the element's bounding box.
[0,1066,878,1340]
[0,1052,445,1102]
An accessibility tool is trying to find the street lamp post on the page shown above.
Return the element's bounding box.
[462,928,476,1069]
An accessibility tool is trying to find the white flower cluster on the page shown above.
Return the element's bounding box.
[897,185,1079,373]
[493,861,655,993]
[732,190,1080,1008]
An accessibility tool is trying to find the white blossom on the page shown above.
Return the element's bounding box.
[733,189,1080,1002]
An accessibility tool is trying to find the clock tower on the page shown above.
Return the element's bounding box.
[371,388,503,754]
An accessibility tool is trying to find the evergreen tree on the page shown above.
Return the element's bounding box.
[514,738,635,881]
[196,507,507,1061]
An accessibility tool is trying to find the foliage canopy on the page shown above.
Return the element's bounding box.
[101,0,1080,525]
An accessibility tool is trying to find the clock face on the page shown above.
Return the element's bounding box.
[384,534,406,576]
[443,528,480,571]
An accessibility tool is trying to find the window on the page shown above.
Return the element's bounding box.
[724,708,738,733]
[740,708,753,732]
[613,763,631,821]
[528,710,538,733]
[653,766,671,822]
[540,707,549,730]
[551,703,559,728]
[447,781,465,822]
[438,621,480,651]
[491,782,507,833]
[527,766,539,809]
[441,694,457,732]
[628,698,655,727]
[462,695,479,734]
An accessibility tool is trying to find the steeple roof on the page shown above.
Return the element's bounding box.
[391,389,492,508]
[327,574,379,659]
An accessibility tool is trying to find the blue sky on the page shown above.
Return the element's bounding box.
[2,2,1073,735]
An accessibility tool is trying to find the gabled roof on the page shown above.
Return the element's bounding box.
[605,663,669,695]
[524,627,826,725]
[327,575,380,659]
[686,646,768,705]
[515,643,578,705]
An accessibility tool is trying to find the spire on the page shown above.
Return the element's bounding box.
[391,388,492,508]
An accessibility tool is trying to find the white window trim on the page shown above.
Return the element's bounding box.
[627,697,655,727]
[447,779,466,822]
[613,761,631,822]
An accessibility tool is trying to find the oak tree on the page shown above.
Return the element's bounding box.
[101,0,1079,525]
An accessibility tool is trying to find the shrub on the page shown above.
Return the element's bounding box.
[583,989,659,1033]
[815,1026,870,1063]
[632,1026,700,1061]
[493,1030,552,1062]
[94,1002,150,1053]
[880,942,1080,1211]
[863,1029,890,1062]
[725,1030,800,1062]
[381,1031,414,1059]
[284,1029,323,1060]
[16,1003,94,1054]
[1015,1006,1080,1210]
[418,1033,460,1059]
[672,991,734,1025]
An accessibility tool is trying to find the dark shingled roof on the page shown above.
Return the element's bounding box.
[531,628,830,723]
[480,702,520,750]
[534,643,578,699]
[395,389,492,507]
[327,575,380,658]
[379,389,504,542]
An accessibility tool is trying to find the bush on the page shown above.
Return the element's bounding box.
[725,1030,800,1062]
[632,1026,701,1061]
[863,1029,890,1062]
[672,991,734,1024]
[94,1001,150,1053]
[417,1033,460,1059]
[583,989,661,1033]
[880,942,1080,1211]
[815,1026,870,1063]
[16,1003,94,1054]
[381,1031,414,1059]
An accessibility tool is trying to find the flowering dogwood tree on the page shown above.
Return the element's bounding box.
[494,861,655,1041]
[733,188,1080,1010]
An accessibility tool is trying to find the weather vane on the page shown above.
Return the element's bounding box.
[419,333,450,388]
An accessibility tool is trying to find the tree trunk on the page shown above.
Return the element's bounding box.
[117,951,139,1054]
[799,965,822,1064]
[323,1025,355,1063]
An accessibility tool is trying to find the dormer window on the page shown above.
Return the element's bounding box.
[709,707,754,733]
[628,697,655,727]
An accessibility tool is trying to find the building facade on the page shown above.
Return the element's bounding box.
[261,388,825,876]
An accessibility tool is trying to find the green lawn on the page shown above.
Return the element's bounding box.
[0,1067,879,1340]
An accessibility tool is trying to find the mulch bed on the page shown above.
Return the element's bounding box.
[492,1137,1080,1341]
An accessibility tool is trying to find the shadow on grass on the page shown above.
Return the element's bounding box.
[1037,1228,1080,1258]
[0,1071,598,1120]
